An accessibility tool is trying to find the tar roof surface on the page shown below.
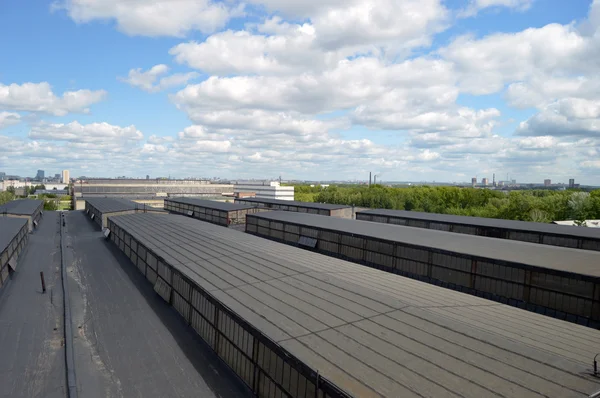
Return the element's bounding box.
[167,197,256,211]
[358,209,600,240]
[86,197,165,214]
[0,199,43,216]
[249,211,600,278]
[235,197,351,210]
[110,212,600,398]
[0,217,27,254]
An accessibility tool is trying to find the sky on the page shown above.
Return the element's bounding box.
[1,0,599,184]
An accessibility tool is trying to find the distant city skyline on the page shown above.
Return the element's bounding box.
[1,2,599,184]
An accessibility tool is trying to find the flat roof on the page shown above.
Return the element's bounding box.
[236,197,351,210]
[358,209,600,240]
[167,197,256,212]
[0,217,28,253]
[110,212,600,398]
[249,211,600,279]
[0,200,43,216]
[86,197,164,214]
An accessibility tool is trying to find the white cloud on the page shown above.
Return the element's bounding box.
[29,121,143,145]
[53,0,243,37]
[0,82,106,116]
[460,0,534,17]
[0,112,21,129]
[119,64,198,92]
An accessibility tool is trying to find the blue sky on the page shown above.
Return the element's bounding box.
[1,0,599,183]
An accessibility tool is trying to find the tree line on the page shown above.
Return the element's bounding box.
[294,185,600,224]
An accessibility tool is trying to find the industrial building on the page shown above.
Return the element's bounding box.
[0,217,29,290]
[85,197,165,229]
[246,211,600,327]
[356,209,600,251]
[0,199,43,232]
[233,180,294,200]
[234,197,354,218]
[164,197,268,229]
[72,178,234,210]
[106,212,600,397]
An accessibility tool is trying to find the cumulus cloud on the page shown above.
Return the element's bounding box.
[460,0,534,17]
[52,0,244,37]
[119,64,198,92]
[0,82,106,116]
[0,112,21,129]
[29,121,143,145]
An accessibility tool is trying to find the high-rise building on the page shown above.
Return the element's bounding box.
[471,177,477,187]
[0,172,5,180]
[62,170,70,184]
[55,173,60,179]
[544,179,551,186]
[146,175,150,180]
[569,178,575,188]
[36,170,45,180]
[482,178,489,186]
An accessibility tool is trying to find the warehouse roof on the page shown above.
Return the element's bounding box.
[0,199,43,216]
[250,211,600,279]
[235,197,351,210]
[167,197,256,212]
[86,197,165,213]
[359,209,600,239]
[110,212,600,398]
[0,217,27,254]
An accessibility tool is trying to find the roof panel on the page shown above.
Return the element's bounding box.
[359,209,600,239]
[235,197,351,210]
[167,197,256,211]
[109,213,600,397]
[249,211,600,278]
[0,217,28,253]
[0,200,43,216]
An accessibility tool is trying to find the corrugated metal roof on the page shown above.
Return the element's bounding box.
[0,200,43,216]
[0,217,27,254]
[166,197,256,212]
[235,197,351,210]
[110,212,600,398]
[249,211,600,278]
[359,209,600,239]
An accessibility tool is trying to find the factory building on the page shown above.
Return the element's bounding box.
[0,200,44,232]
[233,181,294,200]
[247,211,600,327]
[234,197,354,218]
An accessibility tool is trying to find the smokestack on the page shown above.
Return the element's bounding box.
[369,172,372,187]
[374,175,377,184]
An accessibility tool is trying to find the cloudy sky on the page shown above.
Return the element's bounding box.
[1,0,599,183]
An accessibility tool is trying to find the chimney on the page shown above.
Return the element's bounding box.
[369,172,372,187]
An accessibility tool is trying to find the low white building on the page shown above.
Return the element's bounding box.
[234,181,294,201]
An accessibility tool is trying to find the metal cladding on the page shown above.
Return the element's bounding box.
[357,208,600,251]
[0,217,28,289]
[165,197,267,228]
[85,197,165,229]
[107,212,600,397]
[246,211,600,328]
[234,198,354,218]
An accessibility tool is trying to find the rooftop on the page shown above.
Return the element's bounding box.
[250,211,600,279]
[0,217,27,253]
[236,197,351,210]
[359,209,600,239]
[0,199,43,216]
[85,197,163,213]
[109,212,600,397]
[166,197,256,212]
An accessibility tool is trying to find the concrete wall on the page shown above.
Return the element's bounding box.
[246,215,600,328]
[0,222,28,290]
[356,213,600,251]
[106,217,348,398]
